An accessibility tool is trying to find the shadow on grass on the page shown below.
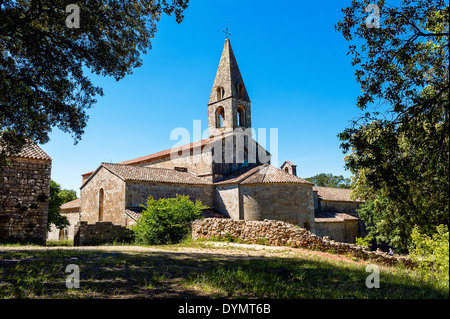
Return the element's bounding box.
[0,248,446,299]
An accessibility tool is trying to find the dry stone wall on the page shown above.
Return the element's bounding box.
[74,221,134,246]
[191,218,414,268]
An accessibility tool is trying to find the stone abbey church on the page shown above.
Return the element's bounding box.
[48,39,364,243]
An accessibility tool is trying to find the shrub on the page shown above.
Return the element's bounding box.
[355,236,373,248]
[133,195,207,245]
[409,224,449,290]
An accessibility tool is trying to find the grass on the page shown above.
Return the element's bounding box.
[0,241,448,299]
[46,239,74,247]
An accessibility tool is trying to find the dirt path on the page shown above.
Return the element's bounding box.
[0,241,367,266]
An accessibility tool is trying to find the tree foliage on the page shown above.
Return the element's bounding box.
[409,224,449,291]
[48,180,77,230]
[305,173,352,189]
[0,0,189,165]
[133,195,207,245]
[336,0,449,249]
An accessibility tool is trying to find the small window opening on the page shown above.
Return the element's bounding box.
[216,106,225,128]
[99,188,104,221]
[238,83,245,98]
[237,106,245,127]
[216,86,224,100]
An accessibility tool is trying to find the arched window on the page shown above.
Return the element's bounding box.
[238,83,245,98]
[216,86,224,100]
[216,106,225,128]
[98,188,104,221]
[285,167,289,174]
[237,106,245,127]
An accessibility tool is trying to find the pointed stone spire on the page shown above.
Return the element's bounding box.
[208,38,252,138]
[208,38,250,104]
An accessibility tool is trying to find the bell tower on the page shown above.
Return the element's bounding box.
[208,38,251,138]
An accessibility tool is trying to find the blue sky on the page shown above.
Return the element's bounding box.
[41,0,365,195]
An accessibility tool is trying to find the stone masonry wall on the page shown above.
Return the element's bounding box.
[241,183,315,232]
[125,182,215,211]
[314,219,359,243]
[0,158,51,244]
[80,167,126,225]
[215,184,239,219]
[192,218,414,268]
[320,200,363,217]
[74,221,134,246]
[142,151,214,182]
[47,211,80,241]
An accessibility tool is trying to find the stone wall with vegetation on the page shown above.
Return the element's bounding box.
[74,221,134,246]
[191,218,414,268]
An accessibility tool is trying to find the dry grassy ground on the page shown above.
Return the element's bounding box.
[0,241,447,299]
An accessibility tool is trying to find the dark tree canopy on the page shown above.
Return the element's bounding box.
[48,180,77,230]
[0,0,189,165]
[336,0,448,249]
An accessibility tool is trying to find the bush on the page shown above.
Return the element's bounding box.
[409,224,449,290]
[355,236,373,248]
[133,195,207,245]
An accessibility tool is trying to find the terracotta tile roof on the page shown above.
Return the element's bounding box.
[215,164,314,185]
[81,135,228,176]
[61,198,80,210]
[240,164,313,185]
[101,163,212,185]
[313,186,364,203]
[125,209,142,222]
[81,132,271,177]
[281,160,296,167]
[315,211,359,222]
[1,140,51,161]
[118,136,221,166]
[82,171,94,177]
[214,165,262,185]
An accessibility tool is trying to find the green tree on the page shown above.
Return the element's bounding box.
[336,0,449,249]
[409,224,449,291]
[0,0,189,166]
[48,180,77,231]
[305,173,352,189]
[58,188,77,204]
[133,195,207,245]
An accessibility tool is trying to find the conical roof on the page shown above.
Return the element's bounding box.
[208,38,250,104]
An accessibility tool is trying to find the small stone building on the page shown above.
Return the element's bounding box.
[47,198,80,241]
[0,141,52,244]
[313,186,364,243]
